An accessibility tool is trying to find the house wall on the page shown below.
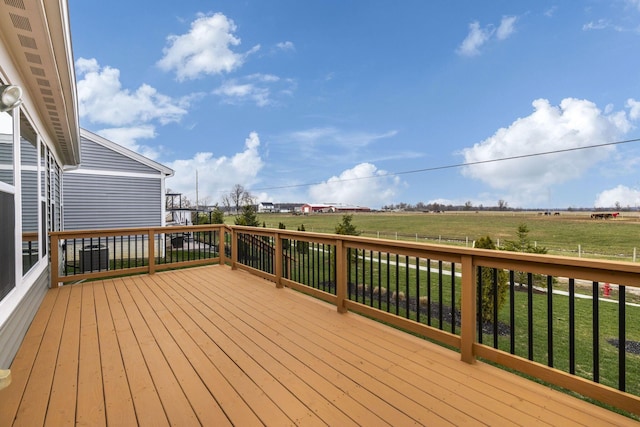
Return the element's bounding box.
[0,0,79,368]
[62,135,168,230]
[77,138,160,174]
[0,268,48,368]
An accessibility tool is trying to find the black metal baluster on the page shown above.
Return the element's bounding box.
[592,281,599,383]
[320,243,325,288]
[416,257,420,323]
[477,266,483,344]
[427,259,432,326]
[438,260,443,330]
[510,270,515,354]
[451,262,456,334]
[619,285,626,392]
[370,251,375,307]
[569,278,575,374]
[386,253,390,312]
[377,252,382,309]
[395,254,400,315]
[492,267,498,347]
[405,255,410,318]
[547,275,554,367]
[528,272,534,360]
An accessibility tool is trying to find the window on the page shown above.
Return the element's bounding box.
[0,111,16,299]
[21,118,39,275]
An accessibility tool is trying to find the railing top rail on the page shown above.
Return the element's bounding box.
[50,224,640,268]
[237,225,640,275]
[50,224,225,238]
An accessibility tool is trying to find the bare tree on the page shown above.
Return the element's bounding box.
[498,199,508,210]
[222,184,253,214]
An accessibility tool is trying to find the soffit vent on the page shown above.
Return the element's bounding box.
[4,0,26,10]
[24,51,41,64]
[30,66,45,76]
[17,34,36,49]
[9,12,30,31]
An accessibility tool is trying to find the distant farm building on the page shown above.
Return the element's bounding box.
[301,203,370,214]
[301,204,332,213]
[258,202,276,213]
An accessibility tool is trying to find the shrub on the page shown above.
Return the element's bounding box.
[296,224,309,253]
[475,236,508,322]
[503,223,548,287]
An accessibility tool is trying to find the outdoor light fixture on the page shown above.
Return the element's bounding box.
[0,85,23,112]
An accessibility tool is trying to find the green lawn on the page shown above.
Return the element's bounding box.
[256,211,640,261]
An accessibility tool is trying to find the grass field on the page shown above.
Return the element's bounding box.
[252,210,640,262]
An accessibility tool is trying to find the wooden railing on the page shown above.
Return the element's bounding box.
[50,224,640,416]
[50,225,227,285]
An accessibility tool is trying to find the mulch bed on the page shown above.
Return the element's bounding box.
[607,338,640,355]
[317,282,640,347]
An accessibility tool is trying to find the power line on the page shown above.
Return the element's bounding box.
[248,137,640,192]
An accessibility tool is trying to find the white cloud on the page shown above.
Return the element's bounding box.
[276,41,295,51]
[627,98,640,120]
[457,21,493,56]
[461,98,633,206]
[288,127,398,149]
[76,57,190,159]
[627,0,640,11]
[457,16,517,56]
[157,12,260,81]
[594,185,640,208]
[76,58,189,127]
[496,16,517,40]
[308,163,401,208]
[583,19,611,31]
[165,132,264,205]
[213,74,294,106]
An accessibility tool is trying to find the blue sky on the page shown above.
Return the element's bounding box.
[69,1,640,209]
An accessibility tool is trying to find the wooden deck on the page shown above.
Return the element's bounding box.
[0,265,636,426]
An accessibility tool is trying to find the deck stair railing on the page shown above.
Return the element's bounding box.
[50,224,640,417]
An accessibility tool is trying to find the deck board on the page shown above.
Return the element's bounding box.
[45,283,82,427]
[0,265,638,426]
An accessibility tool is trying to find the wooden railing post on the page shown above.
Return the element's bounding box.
[231,227,238,270]
[460,254,477,363]
[218,226,225,265]
[50,232,59,288]
[275,232,283,288]
[148,228,156,275]
[335,239,348,313]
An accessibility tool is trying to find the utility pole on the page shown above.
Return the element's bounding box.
[195,169,199,214]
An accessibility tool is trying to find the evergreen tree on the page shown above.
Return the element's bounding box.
[503,224,548,286]
[334,214,361,236]
[278,222,289,250]
[475,236,508,322]
[503,224,546,254]
[334,214,360,264]
[235,204,260,226]
[209,205,225,224]
[296,224,309,253]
